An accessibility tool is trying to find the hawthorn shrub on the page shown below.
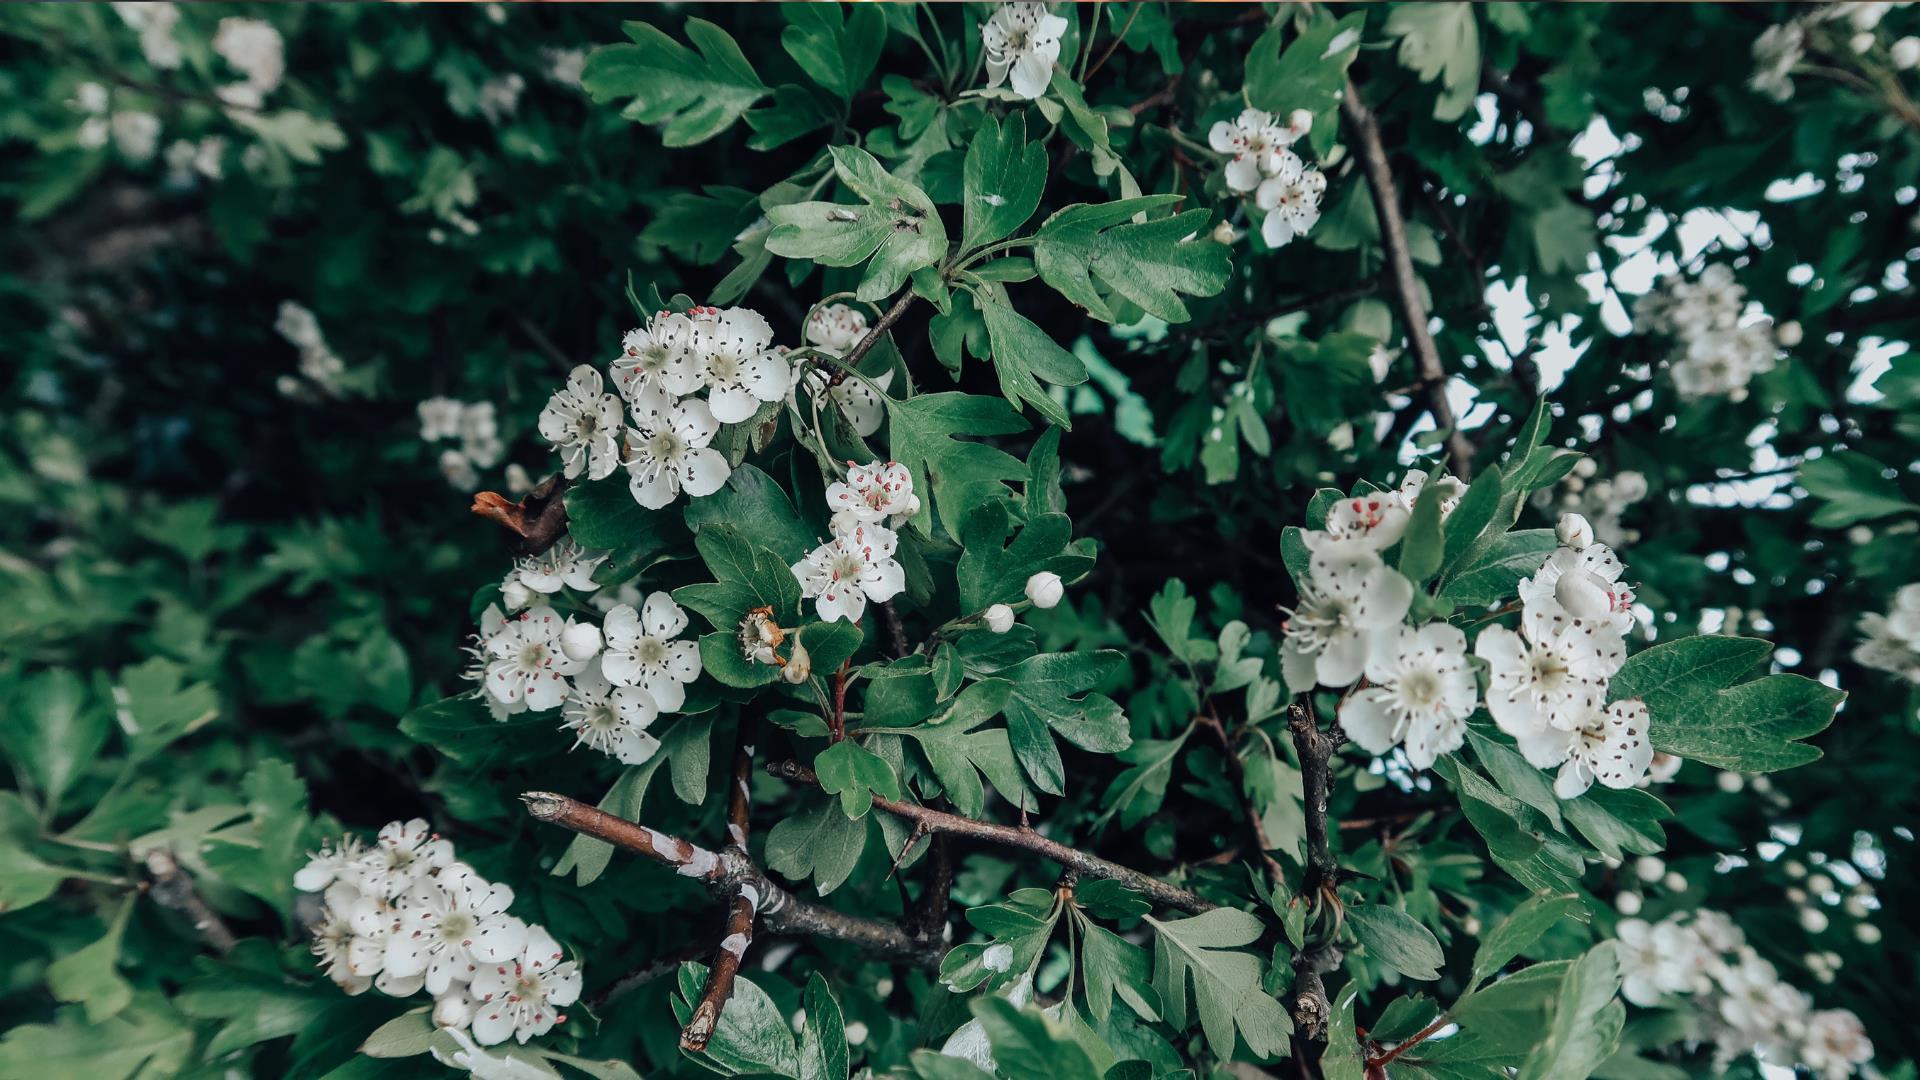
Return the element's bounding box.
[2,4,1918,1080]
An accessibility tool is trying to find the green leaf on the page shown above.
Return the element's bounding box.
[1384,4,1483,121]
[0,839,71,913]
[883,392,1029,538]
[957,502,1093,613]
[1095,730,1190,831]
[1245,12,1366,158]
[1145,909,1289,1059]
[1437,466,1504,580]
[1144,579,1216,665]
[1799,452,1920,526]
[892,681,1029,816]
[1346,904,1444,981]
[799,973,849,1080]
[1031,196,1231,323]
[1516,943,1626,1080]
[583,19,770,147]
[231,111,348,165]
[1608,636,1841,772]
[675,525,804,632]
[1396,469,1448,586]
[963,112,1047,251]
[1077,916,1158,1023]
[553,724,705,885]
[972,998,1103,1080]
[1470,892,1587,990]
[1,669,106,815]
[642,185,760,264]
[0,993,193,1079]
[1433,758,1583,893]
[358,1009,437,1058]
[1437,530,1556,608]
[683,464,814,564]
[1560,785,1670,860]
[767,146,947,302]
[198,759,311,917]
[1000,651,1130,794]
[781,4,886,100]
[565,476,689,568]
[765,805,866,894]
[672,963,801,1077]
[815,739,902,818]
[47,898,134,1024]
[975,293,1088,428]
[116,658,219,765]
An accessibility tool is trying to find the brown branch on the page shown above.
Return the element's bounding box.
[472,472,572,557]
[1287,699,1343,1045]
[1340,81,1476,480]
[520,792,939,966]
[1196,713,1287,888]
[142,848,237,955]
[878,601,910,659]
[916,830,955,939]
[767,761,1216,914]
[829,659,851,742]
[682,745,760,1050]
[1365,1013,1453,1071]
[827,289,916,387]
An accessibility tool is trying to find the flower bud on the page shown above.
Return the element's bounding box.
[1663,871,1688,893]
[560,619,603,662]
[1717,771,1745,793]
[781,639,812,684]
[1850,30,1876,55]
[1326,422,1355,451]
[1634,855,1666,883]
[984,604,1016,634]
[1024,571,1064,610]
[434,992,476,1029]
[1555,569,1614,621]
[1615,892,1643,916]
[1572,457,1598,479]
[1895,36,1920,70]
[1287,110,1314,139]
[1785,859,1807,879]
[502,577,534,612]
[1856,923,1882,944]
[1556,513,1595,550]
[1210,220,1239,246]
[1800,907,1830,934]
[1808,873,1835,896]
[1775,319,1804,347]
[1844,894,1870,918]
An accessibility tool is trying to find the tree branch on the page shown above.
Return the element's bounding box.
[1287,699,1344,1045]
[520,792,939,966]
[681,746,761,1051]
[1340,81,1477,479]
[142,848,237,955]
[827,288,916,387]
[767,761,1216,914]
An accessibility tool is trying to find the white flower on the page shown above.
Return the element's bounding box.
[464,605,529,722]
[385,863,528,995]
[1750,22,1804,101]
[1398,471,1467,519]
[793,521,907,624]
[1801,1010,1873,1080]
[1255,151,1327,249]
[625,396,730,509]
[515,538,605,595]
[1854,612,1920,682]
[1895,35,1920,69]
[434,989,478,1030]
[600,593,702,712]
[791,310,892,438]
[981,3,1068,100]
[358,818,456,900]
[484,606,587,711]
[468,926,582,1046]
[1207,108,1305,193]
[1551,699,1655,798]
[826,461,917,528]
[310,906,374,995]
[1556,512,1595,550]
[538,365,624,481]
[561,660,662,764]
[432,1028,554,1080]
[1616,917,1701,1006]
[689,306,789,423]
[499,575,533,614]
[295,836,368,894]
[1318,491,1412,551]
[111,111,161,161]
[213,17,285,95]
[476,72,525,124]
[781,637,812,684]
[420,397,466,442]
[612,312,701,402]
[1476,608,1623,757]
[543,47,588,88]
[1519,543,1635,636]
[1281,550,1415,692]
[115,3,183,69]
[1024,571,1064,610]
[807,303,868,353]
[275,300,323,351]
[984,604,1016,633]
[1339,623,1477,769]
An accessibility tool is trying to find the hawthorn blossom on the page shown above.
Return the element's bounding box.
[560,660,662,764]
[625,396,730,509]
[1519,533,1636,634]
[1750,22,1806,101]
[612,311,701,402]
[793,521,906,624]
[464,605,529,722]
[420,397,466,442]
[1255,152,1326,249]
[807,303,868,353]
[1476,607,1623,756]
[358,818,456,899]
[1339,623,1477,769]
[539,365,624,481]
[114,3,183,69]
[483,605,587,711]
[792,303,892,437]
[826,461,917,528]
[385,863,528,995]
[981,3,1068,100]
[1318,491,1411,551]
[600,593,701,712]
[1616,917,1703,1006]
[476,72,525,125]
[294,836,368,895]
[468,925,583,1046]
[689,305,789,423]
[984,604,1016,633]
[1550,699,1655,798]
[1025,571,1064,610]
[1854,605,1920,683]
[1281,548,1414,693]
[1801,1010,1874,1080]
[1208,108,1309,193]
[212,16,284,96]
[1399,471,1467,518]
[514,538,605,595]
[1633,263,1778,401]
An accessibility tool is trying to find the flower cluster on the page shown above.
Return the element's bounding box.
[1208,107,1326,250]
[1615,909,1872,1078]
[792,461,914,624]
[211,16,285,111]
[1750,3,1919,101]
[297,820,582,1048]
[466,539,702,765]
[1852,582,1920,682]
[419,397,506,490]
[274,300,351,398]
[1534,459,1648,547]
[980,3,1068,101]
[1632,263,1781,401]
[113,2,183,70]
[1284,474,1655,794]
[71,81,161,162]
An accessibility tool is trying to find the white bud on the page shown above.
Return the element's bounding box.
[1326,421,1355,451]
[1775,319,1804,347]
[1572,457,1599,479]
[984,604,1016,634]
[1716,771,1745,793]
[504,463,533,495]
[502,578,534,612]
[1555,569,1614,620]
[1750,774,1773,794]
[781,639,812,684]
[1615,891,1643,916]
[1288,108,1314,136]
[791,1009,807,1034]
[434,993,475,1029]
[1799,907,1830,934]
[845,1021,870,1047]
[1634,856,1666,883]
[1848,525,1874,545]
[1785,859,1807,878]
[1556,513,1595,550]
[560,619,603,662]
[1024,571,1064,610]
[1895,36,1920,70]
[1808,873,1835,896]
[1788,887,1809,905]
[1461,915,1482,935]
[1856,923,1882,944]
[874,977,894,998]
[1844,895,1870,918]
[1850,30,1876,55]
[1663,871,1688,893]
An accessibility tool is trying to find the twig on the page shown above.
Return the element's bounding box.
[1340,81,1476,480]
[878,601,910,659]
[472,472,572,557]
[142,848,237,955]
[917,830,955,940]
[830,660,851,742]
[827,289,916,387]
[515,316,572,371]
[767,761,1216,914]
[1287,699,1343,1044]
[520,792,939,965]
[681,745,761,1050]
[1195,713,1287,888]
[1366,1013,1453,1071]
